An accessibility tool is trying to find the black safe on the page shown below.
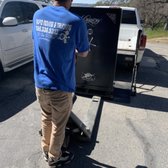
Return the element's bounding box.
[70,7,122,97]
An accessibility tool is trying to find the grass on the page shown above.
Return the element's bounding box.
[145,28,168,39]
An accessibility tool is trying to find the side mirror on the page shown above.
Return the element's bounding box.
[2,17,18,26]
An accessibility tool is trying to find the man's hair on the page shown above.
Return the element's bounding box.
[55,0,68,2]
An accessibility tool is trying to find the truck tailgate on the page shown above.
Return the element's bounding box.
[117,24,140,52]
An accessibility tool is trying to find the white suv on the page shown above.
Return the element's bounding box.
[0,0,48,79]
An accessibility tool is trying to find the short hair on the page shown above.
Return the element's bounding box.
[55,0,68,2]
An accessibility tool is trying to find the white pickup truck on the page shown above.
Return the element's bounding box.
[117,6,147,68]
[95,6,147,68]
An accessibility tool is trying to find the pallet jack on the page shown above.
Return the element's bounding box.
[63,94,101,148]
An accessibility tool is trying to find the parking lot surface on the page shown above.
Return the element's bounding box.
[0,41,168,168]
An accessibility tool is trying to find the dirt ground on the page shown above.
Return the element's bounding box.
[147,37,168,44]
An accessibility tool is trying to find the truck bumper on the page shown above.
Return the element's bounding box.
[117,53,135,68]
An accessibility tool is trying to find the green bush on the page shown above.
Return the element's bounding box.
[145,28,168,39]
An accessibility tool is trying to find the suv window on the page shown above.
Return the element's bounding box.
[1,1,39,24]
[21,2,39,23]
[121,10,137,24]
[1,2,24,24]
[42,5,47,7]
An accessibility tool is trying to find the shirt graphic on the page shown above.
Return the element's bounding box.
[36,19,72,43]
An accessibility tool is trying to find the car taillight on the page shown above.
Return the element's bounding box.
[138,34,147,50]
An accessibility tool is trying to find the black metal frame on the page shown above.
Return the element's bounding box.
[71,7,122,98]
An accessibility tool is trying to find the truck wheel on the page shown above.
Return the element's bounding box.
[0,61,4,80]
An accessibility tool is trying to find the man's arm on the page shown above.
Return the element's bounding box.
[76,19,90,58]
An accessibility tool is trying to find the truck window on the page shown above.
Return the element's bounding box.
[121,10,137,24]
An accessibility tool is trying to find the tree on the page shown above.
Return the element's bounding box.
[130,0,168,29]
[155,0,168,30]
[95,0,168,29]
[155,0,168,2]
[95,0,130,6]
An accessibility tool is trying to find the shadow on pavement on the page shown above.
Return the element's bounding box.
[0,62,36,122]
[136,166,148,168]
[134,48,168,112]
[111,47,168,112]
[131,93,168,112]
[137,48,168,88]
[111,91,168,113]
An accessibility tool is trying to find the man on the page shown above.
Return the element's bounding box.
[32,0,89,167]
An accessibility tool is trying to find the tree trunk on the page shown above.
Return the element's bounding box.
[164,20,168,30]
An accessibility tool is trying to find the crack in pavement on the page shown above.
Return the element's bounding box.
[126,118,156,168]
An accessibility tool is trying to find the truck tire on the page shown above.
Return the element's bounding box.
[0,61,4,80]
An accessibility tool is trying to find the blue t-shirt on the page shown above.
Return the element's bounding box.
[32,6,89,92]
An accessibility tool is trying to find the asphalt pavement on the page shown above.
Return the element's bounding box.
[0,41,168,168]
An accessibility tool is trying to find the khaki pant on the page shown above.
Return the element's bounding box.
[36,88,72,159]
